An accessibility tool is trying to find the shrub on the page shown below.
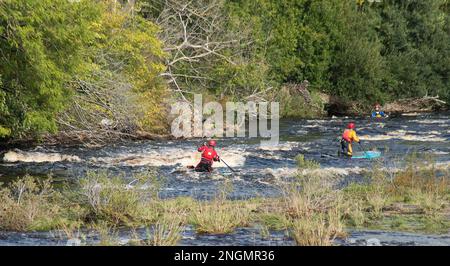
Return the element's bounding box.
[141,217,184,246]
[191,200,251,234]
[75,171,158,226]
[0,175,63,231]
[291,213,340,246]
[295,154,320,170]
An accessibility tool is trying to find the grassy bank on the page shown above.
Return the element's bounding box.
[0,155,448,245]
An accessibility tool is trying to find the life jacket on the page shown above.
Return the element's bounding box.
[372,110,387,118]
[198,146,219,163]
[372,111,383,118]
[342,129,359,143]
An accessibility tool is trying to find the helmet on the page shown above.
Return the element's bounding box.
[347,123,356,129]
[208,140,217,147]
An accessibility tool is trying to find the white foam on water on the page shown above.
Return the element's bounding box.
[251,152,286,161]
[303,124,322,129]
[298,163,449,179]
[307,119,334,124]
[427,130,443,135]
[401,113,421,117]
[347,230,450,246]
[299,167,365,177]
[257,180,277,186]
[360,129,448,142]
[434,162,450,170]
[428,151,449,155]
[90,147,248,168]
[2,149,81,163]
[210,174,225,180]
[410,119,450,125]
[257,166,368,180]
[369,162,450,175]
[261,167,298,179]
[258,141,299,151]
[66,238,82,246]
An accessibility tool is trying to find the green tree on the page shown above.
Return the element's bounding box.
[64,0,167,134]
[329,1,387,104]
[377,0,450,101]
[226,0,304,84]
[0,0,99,139]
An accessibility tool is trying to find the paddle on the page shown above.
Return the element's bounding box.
[219,158,238,173]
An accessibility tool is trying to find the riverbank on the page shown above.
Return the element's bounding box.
[323,95,448,117]
[1,102,448,150]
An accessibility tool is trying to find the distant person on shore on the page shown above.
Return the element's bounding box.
[371,103,388,118]
[340,123,361,157]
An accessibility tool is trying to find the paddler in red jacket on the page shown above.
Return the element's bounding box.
[195,140,220,172]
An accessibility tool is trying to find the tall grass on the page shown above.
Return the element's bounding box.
[0,175,63,231]
[342,153,449,231]
[142,218,184,246]
[190,180,253,234]
[191,200,251,234]
[73,171,158,226]
[291,214,337,246]
[283,174,346,246]
[295,154,320,170]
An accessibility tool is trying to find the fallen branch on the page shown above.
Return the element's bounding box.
[384,95,448,113]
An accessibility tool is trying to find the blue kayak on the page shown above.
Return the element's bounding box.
[351,151,382,159]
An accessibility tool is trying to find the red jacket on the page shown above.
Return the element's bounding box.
[198,145,219,163]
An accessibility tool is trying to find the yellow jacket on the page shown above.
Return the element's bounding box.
[342,129,360,143]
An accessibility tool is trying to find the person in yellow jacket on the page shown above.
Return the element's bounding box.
[340,122,361,157]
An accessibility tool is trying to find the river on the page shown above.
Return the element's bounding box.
[0,112,449,245]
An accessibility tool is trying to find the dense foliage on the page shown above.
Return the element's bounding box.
[0,0,448,140]
[225,0,449,103]
[0,0,166,139]
[0,0,99,138]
